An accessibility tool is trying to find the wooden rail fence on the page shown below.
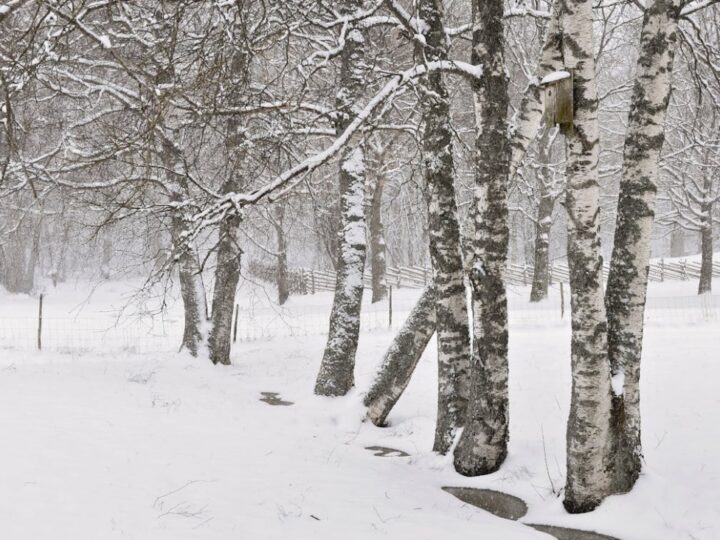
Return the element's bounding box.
[249,259,720,293]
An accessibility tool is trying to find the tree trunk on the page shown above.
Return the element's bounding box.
[698,201,713,294]
[669,225,684,257]
[274,204,290,305]
[454,0,511,476]
[530,131,555,302]
[207,208,242,365]
[163,136,207,357]
[416,0,471,454]
[559,0,614,514]
[314,4,368,396]
[605,0,681,495]
[364,285,436,426]
[207,38,250,366]
[368,169,388,303]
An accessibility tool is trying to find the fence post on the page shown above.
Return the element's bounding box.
[388,285,393,329]
[37,293,43,351]
[233,303,239,343]
[560,282,565,320]
[660,258,664,282]
[310,270,316,295]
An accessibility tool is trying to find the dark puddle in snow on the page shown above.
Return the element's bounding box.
[259,392,293,406]
[527,524,621,540]
[442,487,528,520]
[365,445,410,458]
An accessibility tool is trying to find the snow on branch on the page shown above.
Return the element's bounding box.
[187,60,483,235]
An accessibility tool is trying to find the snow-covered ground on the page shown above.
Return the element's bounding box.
[0,277,717,539]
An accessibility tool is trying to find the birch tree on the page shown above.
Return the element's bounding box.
[604,0,682,493]
[314,0,369,396]
[557,0,614,513]
[454,0,511,475]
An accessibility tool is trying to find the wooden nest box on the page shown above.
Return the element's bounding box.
[540,70,573,132]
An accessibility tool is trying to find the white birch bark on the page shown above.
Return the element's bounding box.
[415,0,472,454]
[559,0,613,513]
[605,0,681,493]
[364,285,436,426]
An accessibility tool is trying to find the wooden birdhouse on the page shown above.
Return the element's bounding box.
[540,70,573,132]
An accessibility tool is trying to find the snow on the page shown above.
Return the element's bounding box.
[0,278,718,539]
[98,35,112,49]
[540,70,571,85]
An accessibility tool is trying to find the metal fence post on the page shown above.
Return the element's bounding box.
[388,285,393,329]
[37,294,43,351]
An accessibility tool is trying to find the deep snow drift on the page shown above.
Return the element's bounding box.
[0,278,717,539]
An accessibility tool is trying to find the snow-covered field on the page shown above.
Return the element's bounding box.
[0,277,717,539]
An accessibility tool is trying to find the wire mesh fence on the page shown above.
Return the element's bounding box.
[0,284,717,354]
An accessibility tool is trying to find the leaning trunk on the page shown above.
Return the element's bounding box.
[605,0,681,495]
[454,0,511,476]
[314,7,368,396]
[364,285,436,426]
[560,0,614,513]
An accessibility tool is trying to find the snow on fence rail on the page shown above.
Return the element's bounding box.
[250,259,720,292]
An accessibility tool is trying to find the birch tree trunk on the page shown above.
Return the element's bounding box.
[163,136,207,357]
[314,5,368,396]
[415,0,471,454]
[604,0,681,494]
[559,0,614,513]
[454,0,511,476]
[530,132,555,302]
[364,285,436,426]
